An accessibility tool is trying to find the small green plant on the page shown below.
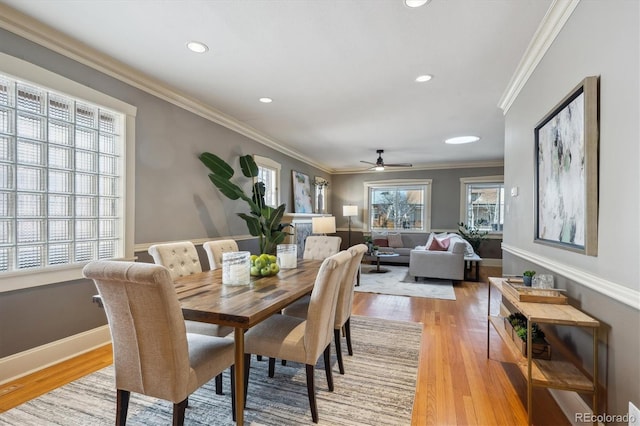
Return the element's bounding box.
[508,313,545,342]
[523,270,536,277]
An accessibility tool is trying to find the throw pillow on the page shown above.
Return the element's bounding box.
[373,238,389,247]
[428,238,447,251]
[424,232,435,249]
[435,236,451,250]
[387,233,403,248]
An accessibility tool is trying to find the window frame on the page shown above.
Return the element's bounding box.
[253,155,281,207]
[459,175,504,236]
[0,52,136,292]
[363,179,432,233]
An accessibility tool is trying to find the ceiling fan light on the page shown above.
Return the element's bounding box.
[445,135,480,145]
[375,166,385,171]
[415,74,432,82]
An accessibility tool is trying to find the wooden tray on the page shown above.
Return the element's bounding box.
[503,280,568,304]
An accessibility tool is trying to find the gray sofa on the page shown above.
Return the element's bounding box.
[368,232,430,264]
[368,231,476,281]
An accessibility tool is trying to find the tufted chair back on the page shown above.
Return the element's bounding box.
[83,260,235,425]
[203,239,239,270]
[303,236,342,261]
[148,241,202,280]
[335,244,368,327]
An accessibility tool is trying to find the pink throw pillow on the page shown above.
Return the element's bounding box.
[428,238,447,251]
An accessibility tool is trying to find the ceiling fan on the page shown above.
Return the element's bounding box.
[360,149,413,171]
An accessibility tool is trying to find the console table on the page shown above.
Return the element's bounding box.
[487,277,600,425]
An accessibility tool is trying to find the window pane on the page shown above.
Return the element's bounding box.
[465,182,504,232]
[1,70,125,276]
[370,186,425,231]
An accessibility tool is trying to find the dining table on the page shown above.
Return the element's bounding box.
[173,258,323,425]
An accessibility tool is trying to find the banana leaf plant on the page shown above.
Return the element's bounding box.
[199,152,292,254]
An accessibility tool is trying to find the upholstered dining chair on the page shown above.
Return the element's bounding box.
[243,250,351,423]
[83,260,236,426]
[283,243,368,374]
[302,235,342,260]
[148,241,234,394]
[203,239,239,270]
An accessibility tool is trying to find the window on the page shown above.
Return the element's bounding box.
[460,176,504,233]
[1,53,136,291]
[254,155,280,207]
[363,179,432,232]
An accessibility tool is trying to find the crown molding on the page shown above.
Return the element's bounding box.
[502,243,639,311]
[332,160,504,175]
[498,0,580,114]
[0,4,331,174]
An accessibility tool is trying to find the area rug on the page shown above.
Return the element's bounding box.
[0,316,421,426]
[357,264,456,300]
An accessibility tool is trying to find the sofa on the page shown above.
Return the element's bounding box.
[369,231,476,281]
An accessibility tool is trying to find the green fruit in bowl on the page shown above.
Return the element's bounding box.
[270,263,279,274]
[250,266,261,276]
[260,266,271,276]
[254,258,266,269]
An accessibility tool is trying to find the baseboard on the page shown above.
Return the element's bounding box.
[480,258,502,268]
[0,325,111,385]
[549,389,604,426]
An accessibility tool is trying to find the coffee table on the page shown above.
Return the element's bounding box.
[365,252,400,273]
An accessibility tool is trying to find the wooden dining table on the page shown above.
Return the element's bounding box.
[173,258,323,425]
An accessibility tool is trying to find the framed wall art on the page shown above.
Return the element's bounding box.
[534,76,599,256]
[292,171,313,213]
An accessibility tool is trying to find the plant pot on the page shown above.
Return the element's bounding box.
[523,276,533,286]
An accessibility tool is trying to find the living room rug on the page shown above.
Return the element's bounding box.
[357,264,456,300]
[0,316,421,426]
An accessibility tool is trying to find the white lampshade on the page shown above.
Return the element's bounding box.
[312,216,336,234]
[343,205,358,217]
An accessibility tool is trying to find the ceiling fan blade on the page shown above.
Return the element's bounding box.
[360,160,377,165]
[384,163,413,167]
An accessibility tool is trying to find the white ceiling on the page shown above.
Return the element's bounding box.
[0,0,552,172]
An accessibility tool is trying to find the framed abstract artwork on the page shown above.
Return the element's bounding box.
[534,76,599,256]
[292,171,313,213]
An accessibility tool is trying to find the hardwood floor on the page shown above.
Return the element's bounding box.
[0,266,570,425]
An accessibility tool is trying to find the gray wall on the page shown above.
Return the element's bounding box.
[330,167,504,256]
[502,1,639,419]
[0,28,329,357]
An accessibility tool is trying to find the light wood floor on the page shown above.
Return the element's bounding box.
[0,266,569,425]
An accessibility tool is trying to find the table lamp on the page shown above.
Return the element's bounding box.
[342,205,358,247]
[311,216,336,235]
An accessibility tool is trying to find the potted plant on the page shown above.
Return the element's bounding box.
[523,270,536,286]
[457,222,488,254]
[199,152,292,255]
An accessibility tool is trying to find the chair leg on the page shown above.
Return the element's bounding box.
[243,353,251,409]
[257,355,262,361]
[172,399,188,426]
[323,345,334,391]
[334,328,345,374]
[305,364,319,423]
[230,366,236,422]
[345,317,353,356]
[215,373,223,395]
[268,357,276,377]
[116,389,130,426]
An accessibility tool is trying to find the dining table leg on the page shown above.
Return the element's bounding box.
[234,327,245,425]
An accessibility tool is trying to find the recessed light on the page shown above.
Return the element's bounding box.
[445,136,481,145]
[405,0,430,8]
[415,74,433,82]
[259,97,273,103]
[186,41,208,53]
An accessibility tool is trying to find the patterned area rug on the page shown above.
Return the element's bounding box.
[357,264,456,300]
[0,316,421,426]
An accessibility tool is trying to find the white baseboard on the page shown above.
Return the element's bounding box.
[550,389,603,426]
[0,325,111,385]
